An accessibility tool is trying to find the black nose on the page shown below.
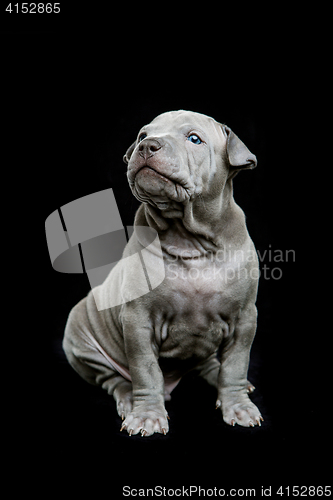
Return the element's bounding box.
[138,138,162,160]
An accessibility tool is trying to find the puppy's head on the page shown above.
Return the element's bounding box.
[124,110,256,214]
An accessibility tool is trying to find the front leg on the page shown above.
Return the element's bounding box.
[120,312,169,437]
[217,305,263,427]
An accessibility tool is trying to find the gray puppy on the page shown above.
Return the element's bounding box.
[63,110,263,436]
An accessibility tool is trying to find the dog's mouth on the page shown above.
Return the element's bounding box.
[137,165,171,183]
[132,164,192,210]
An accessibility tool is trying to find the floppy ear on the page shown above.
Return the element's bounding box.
[222,125,257,170]
[123,141,136,164]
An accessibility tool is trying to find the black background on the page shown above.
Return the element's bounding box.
[2,11,321,498]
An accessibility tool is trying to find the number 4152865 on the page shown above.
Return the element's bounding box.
[6,3,60,13]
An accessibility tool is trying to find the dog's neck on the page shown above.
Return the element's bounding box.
[134,179,248,257]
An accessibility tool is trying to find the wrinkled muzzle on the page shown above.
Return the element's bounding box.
[127,136,195,211]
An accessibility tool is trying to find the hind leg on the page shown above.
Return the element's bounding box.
[63,328,130,396]
[63,298,132,416]
[65,335,134,420]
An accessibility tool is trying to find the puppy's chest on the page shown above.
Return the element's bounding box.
[154,258,236,360]
[158,313,225,360]
[163,254,243,304]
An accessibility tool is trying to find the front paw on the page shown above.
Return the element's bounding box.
[120,403,169,437]
[216,392,263,428]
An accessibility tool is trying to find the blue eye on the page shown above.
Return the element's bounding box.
[187,134,202,144]
[138,133,147,142]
